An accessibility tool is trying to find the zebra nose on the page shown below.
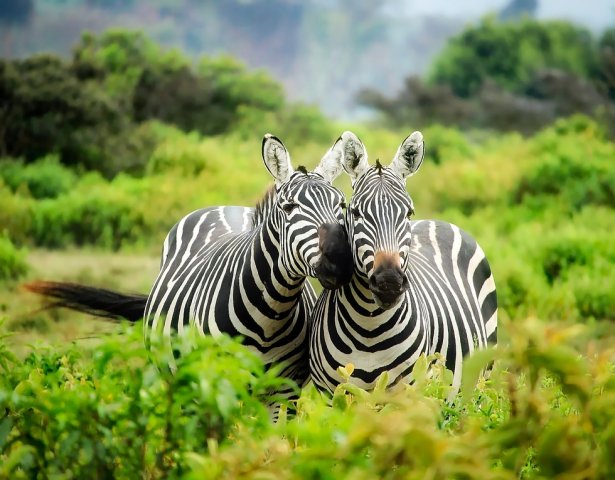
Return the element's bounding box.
[369,266,406,292]
[369,264,408,309]
[314,223,353,289]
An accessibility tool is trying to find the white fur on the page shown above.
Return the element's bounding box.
[390,131,424,179]
[262,134,294,186]
[339,131,370,183]
[313,136,345,183]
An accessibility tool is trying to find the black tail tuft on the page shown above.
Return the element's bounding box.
[23,281,147,322]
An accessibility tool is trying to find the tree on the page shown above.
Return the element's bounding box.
[0,54,126,173]
[429,17,599,98]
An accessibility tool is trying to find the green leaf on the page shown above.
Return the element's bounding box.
[461,347,498,403]
[0,416,13,449]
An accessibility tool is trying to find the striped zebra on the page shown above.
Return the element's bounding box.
[27,133,353,404]
[309,131,497,397]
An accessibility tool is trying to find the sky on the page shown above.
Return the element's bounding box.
[400,0,615,31]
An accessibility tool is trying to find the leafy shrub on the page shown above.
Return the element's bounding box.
[422,124,474,164]
[234,103,336,145]
[0,327,284,478]
[29,176,148,250]
[0,182,33,245]
[147,132,210,176]
[0,234,28,282]
[515,117,615,210]
[0,54,127,172]
[0,155,77,199]
[184,319,615,479]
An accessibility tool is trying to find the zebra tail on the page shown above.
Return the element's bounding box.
[23,281,147,322]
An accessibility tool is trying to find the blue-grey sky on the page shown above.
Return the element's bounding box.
[400,0,614,31]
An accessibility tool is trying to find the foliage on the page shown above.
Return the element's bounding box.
[515,116,615,210]
[0,29,299,177]
[360,18,615,136]
[0,54,128,173]
[2,318,615,478]
[429,17,599,98]
[0,234,28,282]
[0,155,77,199]
[0,327,284,478]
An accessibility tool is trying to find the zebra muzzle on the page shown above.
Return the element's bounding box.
[313,223,353,290]
[369,252,409,309]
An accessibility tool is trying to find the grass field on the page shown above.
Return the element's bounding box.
[1,249,160,353]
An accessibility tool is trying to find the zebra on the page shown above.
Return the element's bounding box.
[309,131,497,398]
[26,133,353,405]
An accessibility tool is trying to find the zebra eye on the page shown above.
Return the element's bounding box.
[339,201,347,210]
[406,207,415,219]
[351,207,361,220]
[281,202,298,215]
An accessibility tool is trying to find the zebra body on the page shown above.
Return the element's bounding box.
[145,134,352,389]
[309,132,497,396]
[145,202,315,382]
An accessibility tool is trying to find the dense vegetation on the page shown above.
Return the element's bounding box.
[0,29,329,177]
[3,0,466,118]
[1,316,615,478]
[1,20,615,479]
[359,18,615,135]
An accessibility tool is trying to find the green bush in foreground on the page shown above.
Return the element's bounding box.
[0,327,285,479]
[1,318,615,479]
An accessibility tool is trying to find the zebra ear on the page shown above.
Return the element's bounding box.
[313,135,345,183]
[262,133,294,186]
[339,131,369,183]
[390,131,424,180]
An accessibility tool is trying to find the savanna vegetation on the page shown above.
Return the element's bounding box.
[1,17,615,479]
[359,17,615,136]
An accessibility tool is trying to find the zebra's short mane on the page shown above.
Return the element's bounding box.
[297,165,308,174]
[252,185,276,228]
[375,159,384,174]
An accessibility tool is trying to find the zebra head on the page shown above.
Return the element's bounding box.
[262,134,353,290]
[340,131,425,309]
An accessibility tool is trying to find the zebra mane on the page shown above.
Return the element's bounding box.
[252,185,276,228]
[297,165,308,174]
[375,159,384,174]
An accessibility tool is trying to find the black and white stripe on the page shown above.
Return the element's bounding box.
[144,134,352,395]
[26,134,353,412]
[309,131,497,397]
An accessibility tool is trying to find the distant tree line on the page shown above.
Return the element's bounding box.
[0,30,289,176]
[358,18,615,136]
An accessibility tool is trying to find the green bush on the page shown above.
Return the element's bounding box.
[0,327,284,478]
[0,234,28,282]
[29,176,148,250]
[0,155,77,199]
[515,117,615,210]
[3,318,609,478]
[147,132,211,176]
[0,182,33,246]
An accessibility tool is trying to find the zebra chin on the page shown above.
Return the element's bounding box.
[371,291,406,310]
[313,223,354,290]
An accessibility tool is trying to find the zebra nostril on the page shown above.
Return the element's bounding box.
[370,268,405,293]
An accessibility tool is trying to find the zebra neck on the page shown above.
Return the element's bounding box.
[339,273,396,319]
[338,273,428,333]
[239,220,305,320]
